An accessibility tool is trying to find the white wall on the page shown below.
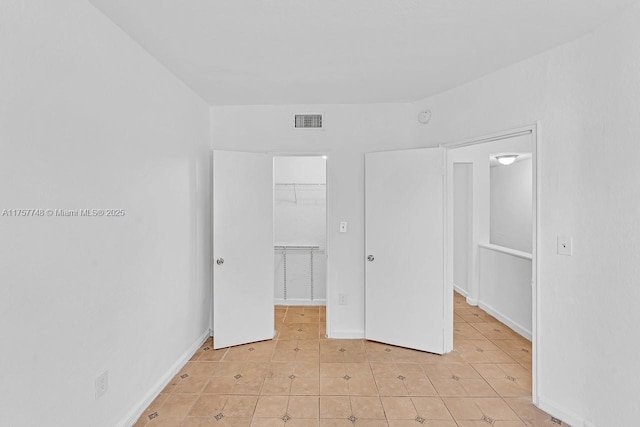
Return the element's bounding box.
[412,3,640,425]
[453,163,472,295]
[0,2,211,426]
[478,245,532,339]
[490,158,533,252]
[274,156,327,184]
[211,104,415,337]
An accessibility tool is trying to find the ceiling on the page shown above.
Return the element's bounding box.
[89,0,639,105]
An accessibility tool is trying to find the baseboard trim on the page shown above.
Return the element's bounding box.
[453,285,468,298]
[466,296,479,306]
[478,300,532,340]
[537,396,587,427]
[329,329,365,339]
[275,298,326,306]
[118,329,211,427]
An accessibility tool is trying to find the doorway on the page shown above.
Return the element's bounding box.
[444,124,539,403]
[273,155,327,339]
[212,151,329,349]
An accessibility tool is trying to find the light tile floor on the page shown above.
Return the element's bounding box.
[134,293,565,426]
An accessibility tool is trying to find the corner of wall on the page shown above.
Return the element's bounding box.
[328,329,365,339]
[118,329,211,427]
[537,396,590,427]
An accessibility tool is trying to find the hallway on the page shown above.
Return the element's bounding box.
[134,295,558,426]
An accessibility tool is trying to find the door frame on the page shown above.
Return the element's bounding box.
[440,122,540,404]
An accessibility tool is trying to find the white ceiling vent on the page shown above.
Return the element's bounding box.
[295,114,323,129]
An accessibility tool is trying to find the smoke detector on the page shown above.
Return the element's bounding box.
[418,110,431,124]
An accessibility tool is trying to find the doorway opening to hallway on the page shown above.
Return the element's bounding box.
[446,124,539,403]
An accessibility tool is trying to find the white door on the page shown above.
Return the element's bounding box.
[365,148,446,354]
[213,150,274,349]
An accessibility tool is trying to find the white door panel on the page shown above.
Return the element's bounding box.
[213,150,274,349]
[365,148,445,354]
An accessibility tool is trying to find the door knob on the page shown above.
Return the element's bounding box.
[216,258,224,265]
[367,255,375,262]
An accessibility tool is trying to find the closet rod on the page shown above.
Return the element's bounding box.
[274,183,326,186]
[274,245,320,250]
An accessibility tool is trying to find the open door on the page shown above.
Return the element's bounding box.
[365,148,446,354]
[213,150,274,349]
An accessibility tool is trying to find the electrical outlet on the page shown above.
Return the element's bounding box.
[95,370,108,399]
[339,293,348,305]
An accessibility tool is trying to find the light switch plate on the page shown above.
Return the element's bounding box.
[339,221,347,233]
[557,236,573,256]
[339,293,348,305]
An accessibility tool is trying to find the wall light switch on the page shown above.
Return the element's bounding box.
[557,236,573,256]
[339,221,347,233]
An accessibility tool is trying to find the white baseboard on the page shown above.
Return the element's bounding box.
[466,296,479,306]
[453,285,468,298]
[537,396,588,427]
[118,329,211,427]
[275,298,326,306]
[477,300,531,340]
[329,329,365,339]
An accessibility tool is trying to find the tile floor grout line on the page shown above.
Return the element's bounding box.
[137,300,552,426]
[498,395,531,427]
[441,397,462,427]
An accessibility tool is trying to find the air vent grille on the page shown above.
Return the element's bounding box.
[295,114,323,129]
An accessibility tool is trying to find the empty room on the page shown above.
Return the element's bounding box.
[2,1,640,426]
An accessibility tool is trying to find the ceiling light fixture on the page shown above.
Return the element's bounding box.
[495,154,519,166]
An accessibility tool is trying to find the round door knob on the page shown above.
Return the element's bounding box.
[367,255,374,262]
[216,258,224,265]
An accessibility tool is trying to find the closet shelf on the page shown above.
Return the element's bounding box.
[275,183,326,186]
[274,183,326,204]
[274,245,323,252]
